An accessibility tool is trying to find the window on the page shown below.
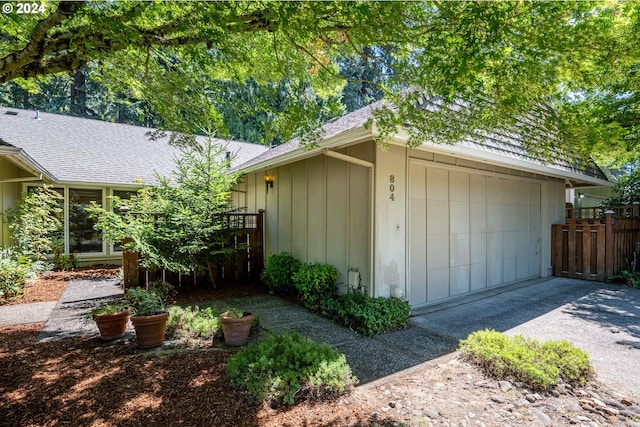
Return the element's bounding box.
[69,188,103,253]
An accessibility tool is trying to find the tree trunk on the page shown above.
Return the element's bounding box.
[70,69,86,116]
[207,261,218,289]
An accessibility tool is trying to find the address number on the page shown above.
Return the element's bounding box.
[389,175,395,201]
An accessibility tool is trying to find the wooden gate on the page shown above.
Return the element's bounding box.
[552,206,640,282]
[122,211,264,288]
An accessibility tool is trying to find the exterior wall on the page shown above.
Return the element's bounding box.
[239,142,374,293]
[0,159,22,247]
[373,144,407,298]
[239,141,582,307]
[542,178,567,277]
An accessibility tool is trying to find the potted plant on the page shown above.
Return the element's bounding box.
[220,308,254,346]
[125,287,169,348]
[90,301,130,341]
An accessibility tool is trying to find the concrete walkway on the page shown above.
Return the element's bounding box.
[1,276,638,396]
[0,301,57,326]
[38,278,126,341]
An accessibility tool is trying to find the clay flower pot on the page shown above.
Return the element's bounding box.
[130,312,169,349]
[93,308,131,341]
[220,312,254,346]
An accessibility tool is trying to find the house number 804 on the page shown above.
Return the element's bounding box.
[389,175,395,201]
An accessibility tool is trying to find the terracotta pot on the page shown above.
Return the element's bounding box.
[130,312,169,348]
[220,313,254,346]
[93,309,130,341]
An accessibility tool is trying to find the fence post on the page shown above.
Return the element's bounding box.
[604,210,614,282]
[256,209,265,273]
[121,237,139,289]
[633,202,640,218]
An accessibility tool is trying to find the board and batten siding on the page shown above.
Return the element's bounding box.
[238,142,374,294]
[0,159,21,247]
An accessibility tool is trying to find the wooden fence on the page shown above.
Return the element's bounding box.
[122,211,264,289]
[552,205,640,282]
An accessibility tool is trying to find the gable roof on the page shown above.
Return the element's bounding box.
[233,100,609,186]
[0,107,268,186]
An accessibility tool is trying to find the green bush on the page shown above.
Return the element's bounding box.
[459,329,595,391]
[293,262,338,310]
[0,249,39,299]
[167,305,221,340]
[260,252,301,295]
[227,331,356,406]
[609,270,640,288]
[320,292,410,337]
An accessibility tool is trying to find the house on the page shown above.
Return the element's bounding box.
[0,107,268,264]
[1,103,612,309]
[232,100,612,308]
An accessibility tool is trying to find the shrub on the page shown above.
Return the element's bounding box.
[53,247,79,271]
[459,329,595,392]
[260,252,301,295]
[147,280,177,303]
[609,270,640,288]
[6,185,62,261]
[320,292,410,337]
[227,331,356,406]
[293,262,338,310]
[167,305,221,340]
[0,248,39,299]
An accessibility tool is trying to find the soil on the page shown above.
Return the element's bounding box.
[1,270,638,426]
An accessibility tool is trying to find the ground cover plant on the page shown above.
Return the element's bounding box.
[167,305,221,344]
[226,331,356,406]
[459,329,595,392]
[320,291,410,337]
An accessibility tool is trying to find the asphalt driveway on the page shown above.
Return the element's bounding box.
[411,277,640,397]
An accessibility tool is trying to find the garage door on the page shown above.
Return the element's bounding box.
[408,160,541,307]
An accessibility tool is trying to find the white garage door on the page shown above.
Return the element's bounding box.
[408,160,541,307]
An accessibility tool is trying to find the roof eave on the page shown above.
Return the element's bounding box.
[0,147,57,182]
[390,132,611,187]
[236,126,376,175]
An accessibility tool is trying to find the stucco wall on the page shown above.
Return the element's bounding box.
[239,142,374,293]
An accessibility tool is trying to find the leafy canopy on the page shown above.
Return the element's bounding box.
[2,1,640,163]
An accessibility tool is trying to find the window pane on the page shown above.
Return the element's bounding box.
[112,190,137,252]
[69,188,102,253]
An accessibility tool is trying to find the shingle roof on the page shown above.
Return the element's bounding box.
[0,107,268,186]
[232,100,381,172]
[234,100,609,183]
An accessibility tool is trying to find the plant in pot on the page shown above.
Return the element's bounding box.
[220,307,254,347]
[90,301,131,341]
[125,287,169,348]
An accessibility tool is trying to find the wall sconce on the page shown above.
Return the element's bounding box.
[264,174,275,193]
[578,192,585,199]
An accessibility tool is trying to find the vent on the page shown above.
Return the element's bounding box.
[4,111,18,116]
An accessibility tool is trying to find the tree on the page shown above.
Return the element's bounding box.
[2,1,639,162]
[89,137,239,287]
[5,186,63,261]
[603,165,640,207]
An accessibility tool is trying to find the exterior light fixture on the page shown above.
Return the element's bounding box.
[264,174,275,193]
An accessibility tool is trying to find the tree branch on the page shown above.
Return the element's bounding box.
[0,1,82,80]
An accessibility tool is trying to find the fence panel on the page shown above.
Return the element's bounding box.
[552,209,640,282]
[122,211,264,289]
